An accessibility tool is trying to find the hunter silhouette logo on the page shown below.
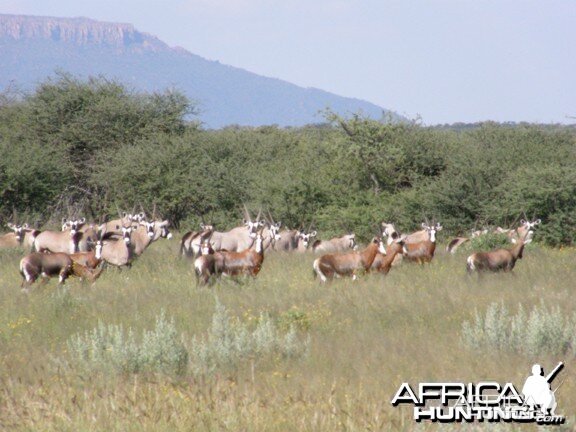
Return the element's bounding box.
[391,362,565,424]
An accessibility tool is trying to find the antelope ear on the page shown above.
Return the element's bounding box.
[421,223,427,228]
[161,220,169,227]
[436,224,443,231]
[511,238,518,244]
[123,212,128,218]
[535,219,541,225]
[200,223,205,230]
[23,223,29,229]
[520,219,526,225]
[310,230,317,237]
[259,220,265,227]
[79,217,86,224]
[243,219,249,225]
[277,222,282,228]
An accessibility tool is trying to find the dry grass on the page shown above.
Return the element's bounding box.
[0,240,574,431]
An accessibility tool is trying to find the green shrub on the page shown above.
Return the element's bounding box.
[461,302,576,356]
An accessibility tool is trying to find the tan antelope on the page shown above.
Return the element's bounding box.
[466,230,533,274]
[180,224,214,258]
[370,236,406,275]
[209,209,265,252]
[273,226,317,252]
[19,252,100,291]
[100,212,147,236]
[99,225,136,267]
[312,233,356,254]
[508,219,540,243]
[0,223,39,249]
[131,219,172,256]
[402,222,442,264]
[313,237,385,282]
[34,222,82,254]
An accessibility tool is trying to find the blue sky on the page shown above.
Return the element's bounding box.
[2,0,575,125]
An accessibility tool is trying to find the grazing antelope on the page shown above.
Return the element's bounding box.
[99,225,135,267]
[34,224,81,254]
[370,236,406,275]
[209,210,265,253]
[312,233,356,254]
[180,224,214,258]
[402,222,442,264]
[466,231,533,274]
[313,237,385,283]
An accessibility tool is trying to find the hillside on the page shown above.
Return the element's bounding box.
[0,14,398,128]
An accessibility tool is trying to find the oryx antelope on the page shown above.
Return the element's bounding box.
[180,224,214,258]
[131,219,172,256]
[209,209,265,252]
[0,223,39,250]
[508,219,540,243]
[101,212,147,235]
[273,228,317,252]
[34,225,81,254]
[99,225,136,267]
[402,222,442,264]
[262,220,282,250]
[466,231,533,274]
[312,233,356,254]
[313,237,385,282]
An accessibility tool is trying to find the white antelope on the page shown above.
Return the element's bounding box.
[34,221,82,254]
[99,225,136,267]
[313,237,385,282]
[209,210,265,253]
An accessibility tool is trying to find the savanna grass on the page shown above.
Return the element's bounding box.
[0,237,574,431]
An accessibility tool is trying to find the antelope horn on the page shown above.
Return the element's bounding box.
[242,203,251,222]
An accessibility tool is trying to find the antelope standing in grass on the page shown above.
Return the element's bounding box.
[180,224,214,258]
[99,225,136,267]
[101,212,146,236]
[209,209,265,253]
[262,220,282,250]
[313,237,385,282]
[131,219,172,256]
[219,230,266,277]
[370,236,406,275]
[19,252,101,292]
[312,233,356,254]
[273,227,317,252]
[402,222,442,264]
[0,223,38,250]
[466,230,533,274]
[194,239,226,285]
[34,223,82,254]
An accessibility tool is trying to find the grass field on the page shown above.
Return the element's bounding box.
[0,238,574,431]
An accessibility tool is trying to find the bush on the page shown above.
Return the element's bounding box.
[461,302,576,357]
[189,301,310,376]
[67,310,188,375]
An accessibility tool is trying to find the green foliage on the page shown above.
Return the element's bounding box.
[461,233,511,253]
[1,75,575,244]
[461,302,576,357]
[67,310,188,376]
[189,301,310,376]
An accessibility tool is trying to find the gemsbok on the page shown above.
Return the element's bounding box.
[312,233,356,254]
[99,225,136,267]
[34,224,81,254]
[402,222,442,264]
[209,210,265,253]
[131,219,172,256]
[180,224,214,258]
[466,230,533,274]
[0,223,38,250]
[313,237,385,282]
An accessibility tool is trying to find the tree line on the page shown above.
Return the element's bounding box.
[1,74,575,245]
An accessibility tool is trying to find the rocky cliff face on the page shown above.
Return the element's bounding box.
[0,14,169,52]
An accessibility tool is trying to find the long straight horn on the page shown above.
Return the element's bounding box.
[256,207,262,222]
[242,203,252,222]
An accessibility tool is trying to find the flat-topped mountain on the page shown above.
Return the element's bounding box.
[0,14,398,128]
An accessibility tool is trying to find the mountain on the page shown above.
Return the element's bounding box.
[0,14,399,128]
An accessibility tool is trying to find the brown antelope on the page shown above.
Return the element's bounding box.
[193,239,226,285]
[402,222,442,264]
[99,225,136,267]
[313,237,385,282]
[312,233,356,254]
[69,234,104,269]
[19,252,100,291]
[218,230,266,277]
[34,223,82,254]
[466,230,533,274]
[370,236,406,275]
[180,224,214,258]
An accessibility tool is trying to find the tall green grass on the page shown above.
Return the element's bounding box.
[0,239,574,430]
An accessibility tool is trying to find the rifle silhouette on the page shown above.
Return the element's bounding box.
[546,362,564,384]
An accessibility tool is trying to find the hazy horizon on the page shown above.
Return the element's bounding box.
[1,0,574,125]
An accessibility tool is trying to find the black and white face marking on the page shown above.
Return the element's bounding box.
[347,234,356,249]
[95,239,103,259]
[9,224,24,242]
[520,219,541,231]
[298,230,316,248]
[269,222,282,242]
[254,232,264,253]
[142,221,155,239]
[245,220,262,238]
[121,226,132,244]
[200,240,213,256]
[160,224,172,239]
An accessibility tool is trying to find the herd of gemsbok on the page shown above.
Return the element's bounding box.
[0,208,540,290]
